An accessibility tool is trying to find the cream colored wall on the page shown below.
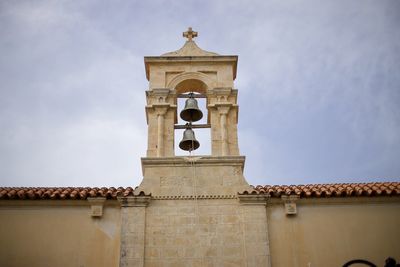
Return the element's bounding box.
[1,197,399,267]
[0,200,121,267]
[267,198,400,267]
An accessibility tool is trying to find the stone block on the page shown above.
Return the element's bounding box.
[176,225,196,235]
[160,247,179,258]
[204,246,219,257]
[145,247,160,258]
[218,205,239,215]
[221,258,245,267]
[178,206,195,215]
[126,245,144,259]
[199,214,219,224]
[145,260,163,267]
[221,233,242,244]
[126,259,143,267]
[245,242,268,256]
[217,223,241,234]
[221,214,239,224]
[198,205,219,215]
[222,245,243,258]
[244,232,267,243]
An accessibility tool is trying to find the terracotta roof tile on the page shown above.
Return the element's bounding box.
[242,182,400,198]
[0,187,145,200]
[1,182,399,200]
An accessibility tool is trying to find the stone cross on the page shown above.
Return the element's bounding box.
[183,27,198,41]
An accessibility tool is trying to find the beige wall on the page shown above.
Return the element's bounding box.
[0,200,121,267]
[1,197,399,267]
[267,197,400,267]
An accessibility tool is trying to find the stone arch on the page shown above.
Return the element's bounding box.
[167,72,216,94]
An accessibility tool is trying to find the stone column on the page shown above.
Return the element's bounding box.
[218,106,230,156]
[118,195,151,267]
[155,107,168,157]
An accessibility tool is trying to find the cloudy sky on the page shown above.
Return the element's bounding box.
[1,0,399,187]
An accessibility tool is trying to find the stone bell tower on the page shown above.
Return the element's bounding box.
[138,27,252,196]
[119,28,270,267]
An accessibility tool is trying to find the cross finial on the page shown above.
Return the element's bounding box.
[183,27,198,41]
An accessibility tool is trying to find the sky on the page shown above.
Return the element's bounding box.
[0,0,399,187]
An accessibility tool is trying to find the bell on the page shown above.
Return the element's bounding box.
[179,127,200,151]
[180,94,203,122]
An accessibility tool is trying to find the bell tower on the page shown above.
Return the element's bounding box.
[139,27,251,196]
[120,28,270,267]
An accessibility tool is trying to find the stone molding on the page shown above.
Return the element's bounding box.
[238,194,269,205]
[117,196,151,207]
[144,56,238,81]
[151,194,237,200]
[141,155,245,171]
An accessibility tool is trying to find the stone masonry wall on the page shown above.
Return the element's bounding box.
[143,198,270,267]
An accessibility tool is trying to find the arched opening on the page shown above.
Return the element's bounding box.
[173,78,211,156]
[175,79,208,94]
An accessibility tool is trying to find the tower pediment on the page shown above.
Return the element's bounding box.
[161,40,219,57]
[161,26,219,57]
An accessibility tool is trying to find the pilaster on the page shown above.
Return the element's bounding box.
[208,88,239,156]
[238,194,272,267]
[145,88,176,157]
[118,196,151,267]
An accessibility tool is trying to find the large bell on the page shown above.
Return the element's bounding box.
[180,94,203,122]
[179,127,200,151]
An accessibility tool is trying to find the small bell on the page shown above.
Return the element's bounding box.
[180,94,203,122]
[179,126,200,151]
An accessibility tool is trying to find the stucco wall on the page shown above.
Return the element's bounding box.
[267,197,400,267]
[0,200,121,267]
[1,197,399,267]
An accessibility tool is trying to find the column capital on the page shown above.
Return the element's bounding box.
[216,104,231,115]
[145,103,176,116]
[146,88,173,98]
[153,105,169,116]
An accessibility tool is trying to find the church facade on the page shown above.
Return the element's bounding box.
[1,28,399,267]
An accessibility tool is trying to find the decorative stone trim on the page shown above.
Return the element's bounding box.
[87,197,106,217]
[117,195,151,207]
[152,194,237,200]
[238,194,269,205]
[141,156,245,169]
[281,195,299,215]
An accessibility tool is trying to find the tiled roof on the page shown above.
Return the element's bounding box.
[1,182,399,200]
[0,187,145,200]
[244,182,400,198]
